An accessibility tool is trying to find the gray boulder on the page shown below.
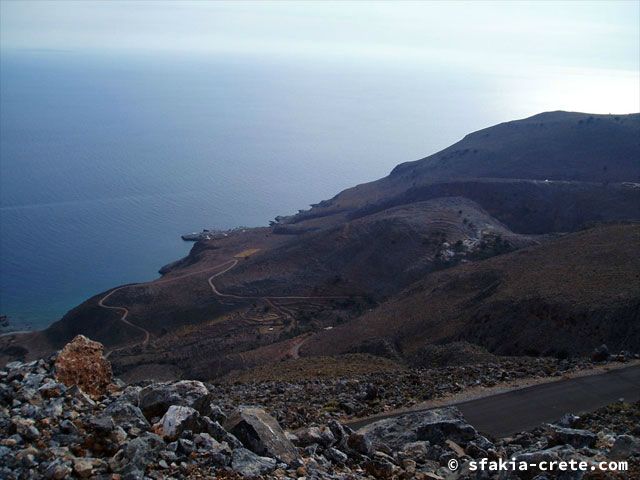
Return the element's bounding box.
[139,380,211,419]
[357,407,479,450]
[609,434,640,460]
[548,425,597,448]
[399,441,433,464]
[325,447,349,465]
[193,433,232,466]
[328,419,351,448]
[123,432,164,469]
[159,405,201,440]
[201,416,243,449]
[231,447,277,476]
[225,407,299,464]
[104,400,149,431]
[514,446,574,480]
[591,344,610,362]
[347,432,373,455]
[294,425,336,447]
[43,459,72,480]
[204,404,227,423]
[38,382,66,398]
[557,413,580,428]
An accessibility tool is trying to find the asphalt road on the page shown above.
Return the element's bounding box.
[349,365,640,438]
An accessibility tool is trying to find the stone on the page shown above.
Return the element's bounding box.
[104,400,150,431]
[201,416,243,449]
[54,335,112,397]
[6,332,639,480]
[328,419,351,446]
[361,383,379,401]
[423,473,445,480]
[401,458,416,471]
[400,441,431,463]
[225,407,300,464]
[12,418,40,441]
[294,425,336,447]
[364,458,395,478]
[465,440,489,459]
[44,459,72,479]
[139,380,211,419]
[121,432,165,475]
[193,433,232,465]
[177,438,194,454]
[204,404,227,423]
[73,458,94,478]
[445,439,465,457]
[609,434,640,460]
[416,419,477,446]
[86,414,115,434]
[38,382,66,398]
[348,432,373,455]
[159,405,200,440]
[325,447,348,465]
[515,446,565,463]
[557,413,580,428]
[0,446,10,461]
[357,407,478,450]
[591,344,610,362]
[231,447,277,477]
[547,425,597,449]
[112,426,128,444]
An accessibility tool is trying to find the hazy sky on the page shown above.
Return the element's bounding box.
[1,0,639,113]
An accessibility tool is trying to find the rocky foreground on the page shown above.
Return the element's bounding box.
[1,336,639,479]
[211,351,623,430]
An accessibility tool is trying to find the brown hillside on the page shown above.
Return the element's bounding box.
[2,112,638,379]
[303,224,640,359]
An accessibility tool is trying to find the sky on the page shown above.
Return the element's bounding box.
[1,0,639,113]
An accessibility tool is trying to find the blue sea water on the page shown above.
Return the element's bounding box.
[0,51,515,330]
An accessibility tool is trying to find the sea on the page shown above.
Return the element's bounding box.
[0,50,518,330]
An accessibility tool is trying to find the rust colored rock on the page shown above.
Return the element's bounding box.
[54,335,112,398]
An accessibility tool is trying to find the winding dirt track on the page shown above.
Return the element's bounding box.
[99,259,238,355]
[287,333,313,359]
[99,255,350,358]
[207,263,349,301]
[98,289,149,347]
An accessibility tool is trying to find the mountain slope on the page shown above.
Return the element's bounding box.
[282,112,640,233]
[2,111,639,379]
[391,111,640,182]
[303,224,640,359]
[223,197,539,300]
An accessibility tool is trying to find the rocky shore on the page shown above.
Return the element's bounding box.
[1,336,639,479]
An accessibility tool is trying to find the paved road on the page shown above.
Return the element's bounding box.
[348,365,640,438]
